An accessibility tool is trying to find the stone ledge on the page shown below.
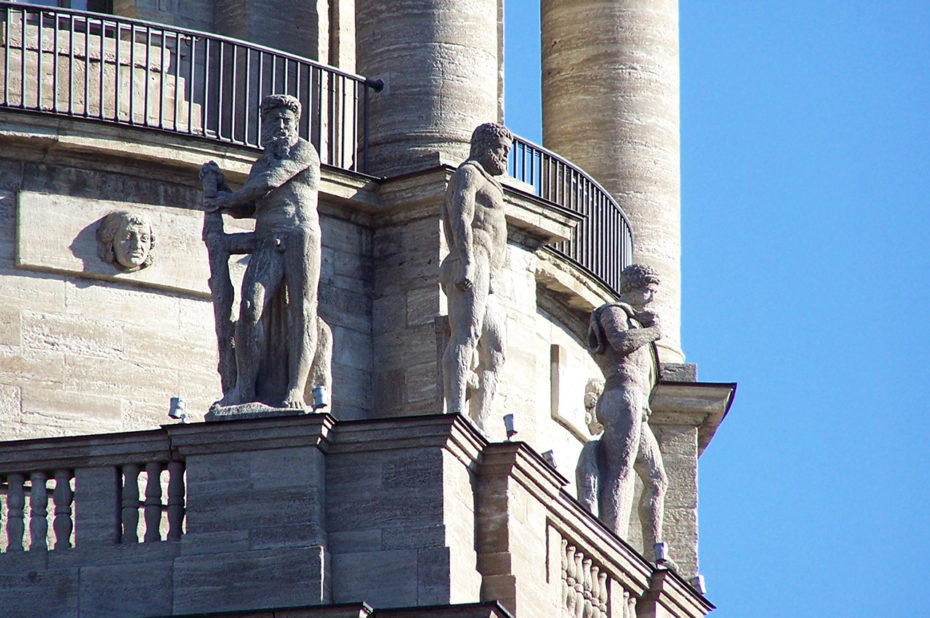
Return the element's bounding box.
[328,414,486,469]
[649,382,737,456]
[640,568,715,618]
[535,248,617,315]
[0,109,379,211]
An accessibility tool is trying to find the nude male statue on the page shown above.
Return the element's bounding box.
[579,263,669,561]
[440,122,513,433]
[202,94,322,409]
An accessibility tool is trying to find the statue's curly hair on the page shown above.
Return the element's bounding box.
[260,94,302,121]
[469,122,513,160]
[619,263,660,295]
[96,211,155,269]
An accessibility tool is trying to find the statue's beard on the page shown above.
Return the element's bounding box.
[488,155,507,175]
[267,134,296,158]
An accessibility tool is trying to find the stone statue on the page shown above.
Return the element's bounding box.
[440,122,513,434]
[577,264,668,562]
[96,211,154,272]
[200,94,331,412]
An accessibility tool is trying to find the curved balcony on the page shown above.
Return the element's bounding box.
[0,2,632,297]
[0,1,379,172]
[508,136,633,296]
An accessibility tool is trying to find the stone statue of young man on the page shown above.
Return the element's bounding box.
[201,94,326,410]
[440,122,513,434]
[578,263,669,561]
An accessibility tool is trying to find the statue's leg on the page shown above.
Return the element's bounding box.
[596,388,642,539]
[474,290,505,432]
[442,272,485,417]
[635,422,668,560]
[282,227,321,408]
[576,439,601,515]
[306,317,333,396]
[235,247,284,404]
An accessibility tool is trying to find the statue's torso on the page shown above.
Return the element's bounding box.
[592,308,655,393]
[444,161,507,271]
[253,140,321,236]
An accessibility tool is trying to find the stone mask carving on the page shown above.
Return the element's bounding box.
[96,211,155,272]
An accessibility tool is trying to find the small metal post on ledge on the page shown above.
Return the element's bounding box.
[503,414,517,441]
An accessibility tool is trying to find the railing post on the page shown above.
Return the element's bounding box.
[166,460,185,541]
[6,472,25,551]
[29,470,48,551]
[53,469,73,549]
[143,461,163,542]
[121,463,139,543]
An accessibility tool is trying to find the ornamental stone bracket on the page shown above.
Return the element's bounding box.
[646,380,737,580]
[650,381,736,457]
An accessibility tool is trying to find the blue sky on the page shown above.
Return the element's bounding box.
[506,2,930,616]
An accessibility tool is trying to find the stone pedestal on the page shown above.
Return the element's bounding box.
[648,380,736,579]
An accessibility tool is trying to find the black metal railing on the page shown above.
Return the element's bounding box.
[0,2,379,172]
[509,135,633,295]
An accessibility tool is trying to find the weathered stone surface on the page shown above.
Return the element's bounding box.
[332,548,418,605]
[173,546,327,612]
[78,560,173,617]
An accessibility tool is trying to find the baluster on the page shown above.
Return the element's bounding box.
[582,558,593,618]
[560,539,570,614]
[53,469,73,549]
[121,464,139,543]
[564,543,577,614]
[626,590,637,618]
[597,570,608,618]
[143,462,163,542]
[574,549,585,618]
[6,473,25,551]
[166,461,185,541]
[29,471,48,551]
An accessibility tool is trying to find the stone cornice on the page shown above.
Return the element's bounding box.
[328,413,486,470]
[649,381,737,456]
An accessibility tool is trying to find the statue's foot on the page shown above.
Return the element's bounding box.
[281,389,306,409]
[213,386,243,408]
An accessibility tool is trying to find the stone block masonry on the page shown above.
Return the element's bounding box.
[0,413,713,617]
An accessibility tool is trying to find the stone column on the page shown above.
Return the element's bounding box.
[541,0,684,363]
[213,0,329,61]
[356,0,502,176]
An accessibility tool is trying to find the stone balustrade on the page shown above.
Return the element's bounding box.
[0,434,185,554]
[0,412,711,617]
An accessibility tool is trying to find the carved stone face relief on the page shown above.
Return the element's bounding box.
[96,211,155,272]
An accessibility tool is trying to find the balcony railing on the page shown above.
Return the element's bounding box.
[0,1,380,172]
[509,136,634,296]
